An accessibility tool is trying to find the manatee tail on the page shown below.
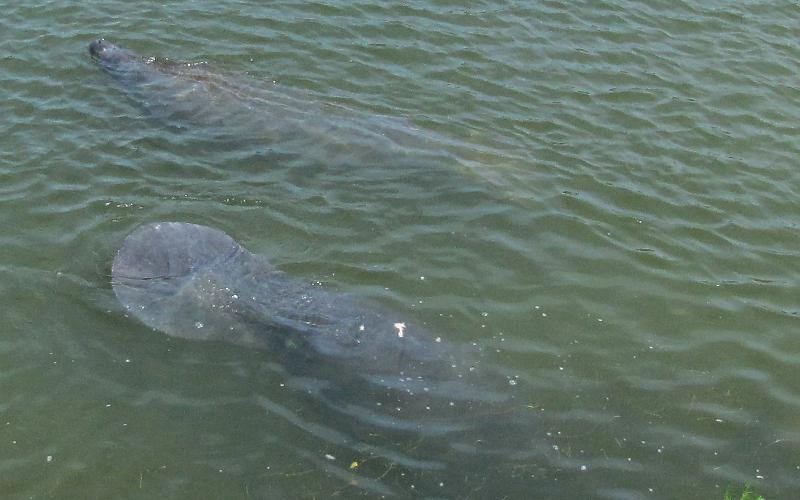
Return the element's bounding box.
[112,222,241,285]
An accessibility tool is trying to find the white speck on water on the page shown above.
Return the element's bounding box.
[393,322,406,338]
[195,322,204,329]
[359,325,365,331]
[580,465,587,471]
[481,312,488,317]
[105,404,111,408]
[125,359,130,363]
[46,455,53,463]
[324,454,335,461]
[435,337,441,342]
[231,294,238,299]
[509,379,517,386]
[420,276,425,280]
[542,313,547,317]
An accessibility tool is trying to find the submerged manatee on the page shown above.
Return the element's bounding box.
[112,222,536,495]
[112,222,496,390]
[87,38,481,174]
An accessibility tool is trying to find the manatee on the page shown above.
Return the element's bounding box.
[114,222,435,358]
[112,222,497,392]
[111,222,537,495]
[88,38,473,172]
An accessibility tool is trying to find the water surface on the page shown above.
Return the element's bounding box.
[2,1,799,498]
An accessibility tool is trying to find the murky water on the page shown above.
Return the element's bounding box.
[2,1,799,498]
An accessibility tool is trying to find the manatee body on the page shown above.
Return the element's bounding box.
[112,222,533,496]
[113,222,443,361]
[112,222,488,393]
[89,39,460,170]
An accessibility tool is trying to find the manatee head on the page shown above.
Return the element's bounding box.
[89,39,138,69]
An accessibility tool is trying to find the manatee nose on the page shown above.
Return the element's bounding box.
[88,39,104,57]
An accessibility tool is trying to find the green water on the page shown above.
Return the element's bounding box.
[2,1,799,498]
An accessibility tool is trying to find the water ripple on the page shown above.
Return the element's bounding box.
[2,0,800,497]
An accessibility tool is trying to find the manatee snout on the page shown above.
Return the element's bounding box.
[88,38,111,59]
[88,38,136,67]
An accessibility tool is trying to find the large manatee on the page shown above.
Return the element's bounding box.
[112,221,457,374]
[88,39,466,171]
[111,222,537,496]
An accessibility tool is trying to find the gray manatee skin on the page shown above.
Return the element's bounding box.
[112,222,474,385]
[88,39,464,171]
[88,38,246,126]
